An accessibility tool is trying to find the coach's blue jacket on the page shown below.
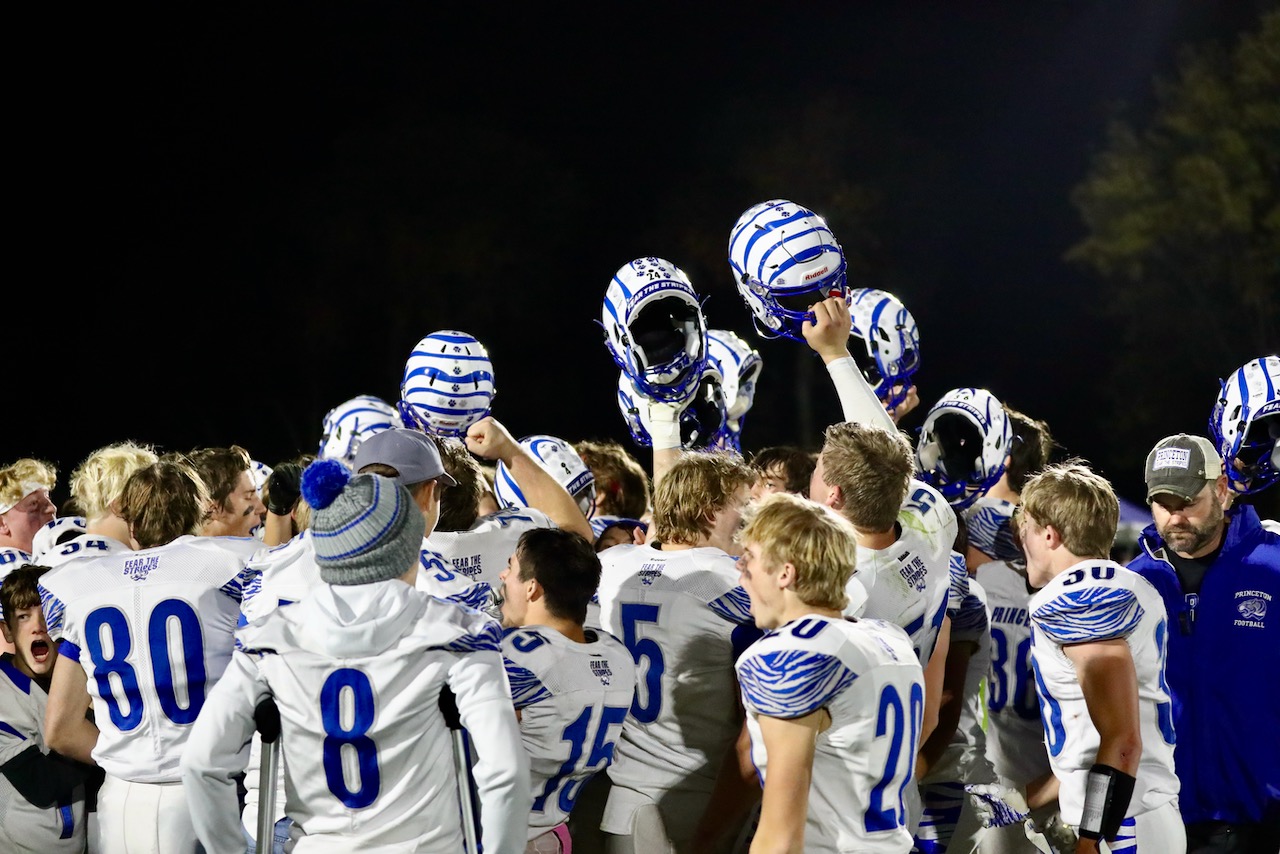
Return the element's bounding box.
[1128,503,1280,825]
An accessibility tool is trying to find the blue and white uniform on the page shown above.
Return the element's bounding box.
[593,543,756,847]
[430,508,555,589]
[736,615,925,854]
[181,580,530,854]
[1029,561,1180,834]
[37,535,254,853]
[0,657,87,853]
[503,625,637,844]
[850,480,956,664]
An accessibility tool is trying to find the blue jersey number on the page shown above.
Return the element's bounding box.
[620,603,664,723]
[987,627,1038,720]
[320,668,380,809]
[532,704,629,814]
[865,682,924,833]
[84,600,207,731]
[1030,654,1067,756]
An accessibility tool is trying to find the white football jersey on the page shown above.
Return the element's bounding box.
[849,480,956,662]
[0,548,32,615]
[230,588,517,850]
[38,534,131,571]
[0,658,87,853]
[429,507,555,588]
[37,535,254,782]
[416,545,495,614]
[1028,561,1179,824]
[594,544,755,800]
[503,625,638,837]
[976,559,1049,788]
[737,615,924,854]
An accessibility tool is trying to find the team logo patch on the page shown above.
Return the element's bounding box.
[1234,589,1270,628]
[1153,448,1191,470]
[590,659,613,686]
[123,555,160,581]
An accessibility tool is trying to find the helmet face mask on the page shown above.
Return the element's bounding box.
[603,257,708,402]
[848,288,921,410]
[319,394,399,466]
[729,199,848,342]
[1210,355,1280,494]
[400,330,496,438]
[916,388,1012,509]
[494,435,596,518]
[616,365,729,451]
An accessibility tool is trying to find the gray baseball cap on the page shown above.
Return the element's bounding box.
[351,427,458,488]
[1144,434,1223,502]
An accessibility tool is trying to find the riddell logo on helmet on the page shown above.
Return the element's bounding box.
[803,267,829,282]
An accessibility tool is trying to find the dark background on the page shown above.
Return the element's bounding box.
[13,2,1275,512]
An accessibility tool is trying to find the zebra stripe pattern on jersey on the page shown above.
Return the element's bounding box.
[737,649,858,718]
[1032,587,1144,645]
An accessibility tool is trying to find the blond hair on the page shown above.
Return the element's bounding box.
[740,493,857,610]
[652,450,755,545]
[1020,460,1118,559]
[0,459,57,513]
[819,422,913,531]
[71,441,160,520]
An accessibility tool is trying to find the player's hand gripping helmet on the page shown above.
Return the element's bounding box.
[916,387,1012,510]
[494,435,597,518]
[728,199,848,342]
[616,364,728,451]
[1210,354,1280,494]
[399,330,497,438]
[706,329,763,451]
[847,287,921,410]
[602,257,708,403]
[318,394,399,467]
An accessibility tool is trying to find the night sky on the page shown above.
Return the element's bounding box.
[18,2,1272,510]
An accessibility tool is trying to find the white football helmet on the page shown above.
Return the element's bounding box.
[847,287,921,410]
[916,387,1012,509]
[1210,354,1280,494]
[602,257,708,402]
[400,330,497,438]
[706,329,763,451]
[30,515,88,562]
[494,435,596,517]
[318,394,399,466]
[728,199,848,342]
[616,365,728,451]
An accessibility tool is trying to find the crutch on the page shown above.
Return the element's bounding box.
[439,685,481,854]
[253,696,283,854]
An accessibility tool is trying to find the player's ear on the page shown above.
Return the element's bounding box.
[0,621,13,644]
[826,484,844,511]
[777,561,798,590]
[1042,524,1064,549]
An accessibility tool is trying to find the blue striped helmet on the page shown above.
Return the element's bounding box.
[728,199,848,342]
[916,387,1012,510]
[494,435,596,517]
[601,257,708,403]
[399,331,496,438]
[1210,354,1280,494]
[847,288,921,410]
[319,394,399,466]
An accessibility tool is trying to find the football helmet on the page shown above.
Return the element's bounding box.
[728,199,848,342]
[1209,354,1280,494]
[249,460,273,497]
[916,387,1012,509]
[494,435,596,518]
[602,257,708,402]
[617,365,728,451]
[847,287,921,410]
[706,329,763,452]
[400,330,497,438]
[30,515,88,562]
[318,394,399,466]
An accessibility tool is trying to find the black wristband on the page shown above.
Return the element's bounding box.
[1079,763,1136,841]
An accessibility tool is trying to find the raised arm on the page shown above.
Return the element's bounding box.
[465,416,594,542]
[802,297,896,432]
